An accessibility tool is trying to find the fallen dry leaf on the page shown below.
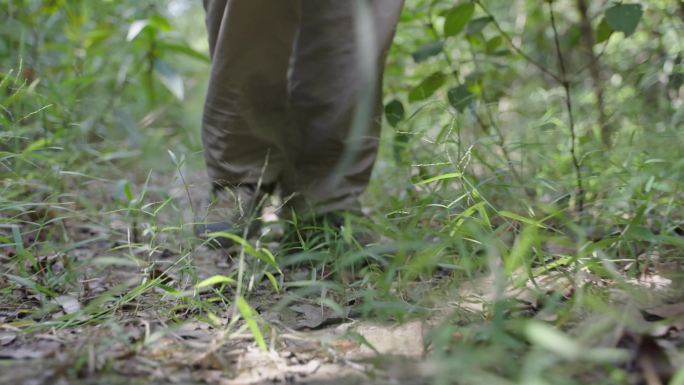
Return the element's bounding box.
[148,265,173,284]
[643,302,684,320]
[0,339,60,359]
[290,303,344,330]
[0,347,45,359]
[331,338,360,353]
[642,302,684,332]
[618,331,676,385]
[340,321,425,359]
[53,295,81,314]
[0,332,16,346]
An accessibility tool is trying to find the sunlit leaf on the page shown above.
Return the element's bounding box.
[126,19,150,41]
[154,59,184,100]
[415,172,462,185]
[256,248,281,273]
[23,138,48,153]
[671,366,684,385]
[208,231,256,253]
[498,210,548,228]
[149,15,172,32]
[526,322,582,359]
[207,231,280,271]
[167,149,178,165]
[236,296,267,351]
[526,322,629,362]
[264,271,280,293]
[195,275,235,289]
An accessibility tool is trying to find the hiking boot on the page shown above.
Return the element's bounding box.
[194,183,272,249]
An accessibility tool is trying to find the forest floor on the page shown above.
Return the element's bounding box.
[1,170,683,385]
[4,1,684,383]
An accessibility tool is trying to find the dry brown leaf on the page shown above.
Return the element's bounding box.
[0,347,46,359]
[342,321,425,359]
[637,336,673,385]
[148,265,173,284]
[53,295,81,314]
[618,332,676,385]
[331,338,360,353]
[284,359,321,375]
[644,303,684,319]
[0,332,16,346]
[290,303,343,330]
[643,302,684,331]
[0,340,60,359]
[193,352,227,370]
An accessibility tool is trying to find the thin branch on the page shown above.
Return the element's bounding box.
[426,3,522,184]
[474,0,563,84]
[548,2,584,213]
[574,42,608,75]
[576,0,612,147]
[467,44,523,184]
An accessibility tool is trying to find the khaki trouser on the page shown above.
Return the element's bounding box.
[202,0,404,215]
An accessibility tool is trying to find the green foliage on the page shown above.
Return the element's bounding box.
[1,0,683,384]
[236,296,267,351]
[408,71,446,101]
[595,18,614,43]
[411,41,444,63]
[444,3,476,38]
[195,275,235,289]
[447,84,474,112]
[605,3,643,37]
[375,1,683,379]
[384,99,405,127]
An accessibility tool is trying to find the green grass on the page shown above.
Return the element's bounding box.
[2,1,684,384]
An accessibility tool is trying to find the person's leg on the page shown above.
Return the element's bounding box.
[202,0,301,188]
[285,0,404,215]
[199,0,301,246]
